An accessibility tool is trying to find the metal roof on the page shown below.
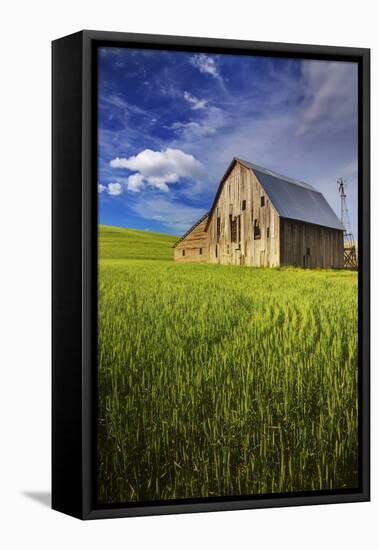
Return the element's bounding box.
[238,159,344,231]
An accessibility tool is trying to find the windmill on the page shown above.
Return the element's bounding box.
[338,177,357,269]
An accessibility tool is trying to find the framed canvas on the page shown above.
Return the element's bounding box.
[52,30,370,520]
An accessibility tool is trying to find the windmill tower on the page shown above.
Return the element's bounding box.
[338,177,357,269]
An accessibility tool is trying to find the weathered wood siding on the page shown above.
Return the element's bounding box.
[207,163,281,266]
[174,159,344,269]
[174,217,209,262]
[280,219,344,268]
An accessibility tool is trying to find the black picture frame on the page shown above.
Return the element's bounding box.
[52,30,370,520]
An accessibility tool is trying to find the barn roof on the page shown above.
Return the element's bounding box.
[206,158,344,231]
[240,159,344,231]
[173,212,209,247]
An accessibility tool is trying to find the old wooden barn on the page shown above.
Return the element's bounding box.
[174,158,344,268]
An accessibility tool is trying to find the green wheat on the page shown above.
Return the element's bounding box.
[97,225,359,504]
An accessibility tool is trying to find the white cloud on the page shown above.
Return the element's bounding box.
[169,106,225,140]
[110,148,204,192]
[126,173,145,193]
[183,91,207,110]
[170,121,214,137]
[98,183,106,193]
[144,176,170,192]
[190,54,222,82]
[100,93,149,117]
[107,182,122,196]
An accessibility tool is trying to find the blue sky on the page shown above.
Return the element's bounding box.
[98,47,358,237]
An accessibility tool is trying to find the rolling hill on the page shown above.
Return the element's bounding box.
[99,225,177,261]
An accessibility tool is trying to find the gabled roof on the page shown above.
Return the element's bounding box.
[173,212,209,248]
[206,157,344,231]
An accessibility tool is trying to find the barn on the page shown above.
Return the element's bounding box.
[174,158,344,268]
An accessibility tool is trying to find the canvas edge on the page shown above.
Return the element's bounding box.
[52,31,85,520]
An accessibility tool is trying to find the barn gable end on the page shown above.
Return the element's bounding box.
[173,214,209,262]
[206,161,280,266]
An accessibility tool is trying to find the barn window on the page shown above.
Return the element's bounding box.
[253,219,261,240]
[227,244,230,254]
[306,247,311,255]
[267,226,270,239]
[237,215,241,243]
[215,244,218,258]
[241,199,246,211]
[182,249,185,256]
[216,217,221,241]
[199,248,202,255]
[260,196,265,207]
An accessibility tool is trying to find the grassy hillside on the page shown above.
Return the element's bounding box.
[99,225,177,261]
[97,225,359,504]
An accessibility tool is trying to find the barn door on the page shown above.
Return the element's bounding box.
[303,252,310,268]
[305,248,311,268]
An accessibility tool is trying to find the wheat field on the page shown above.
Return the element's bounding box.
[97,225,359,504]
